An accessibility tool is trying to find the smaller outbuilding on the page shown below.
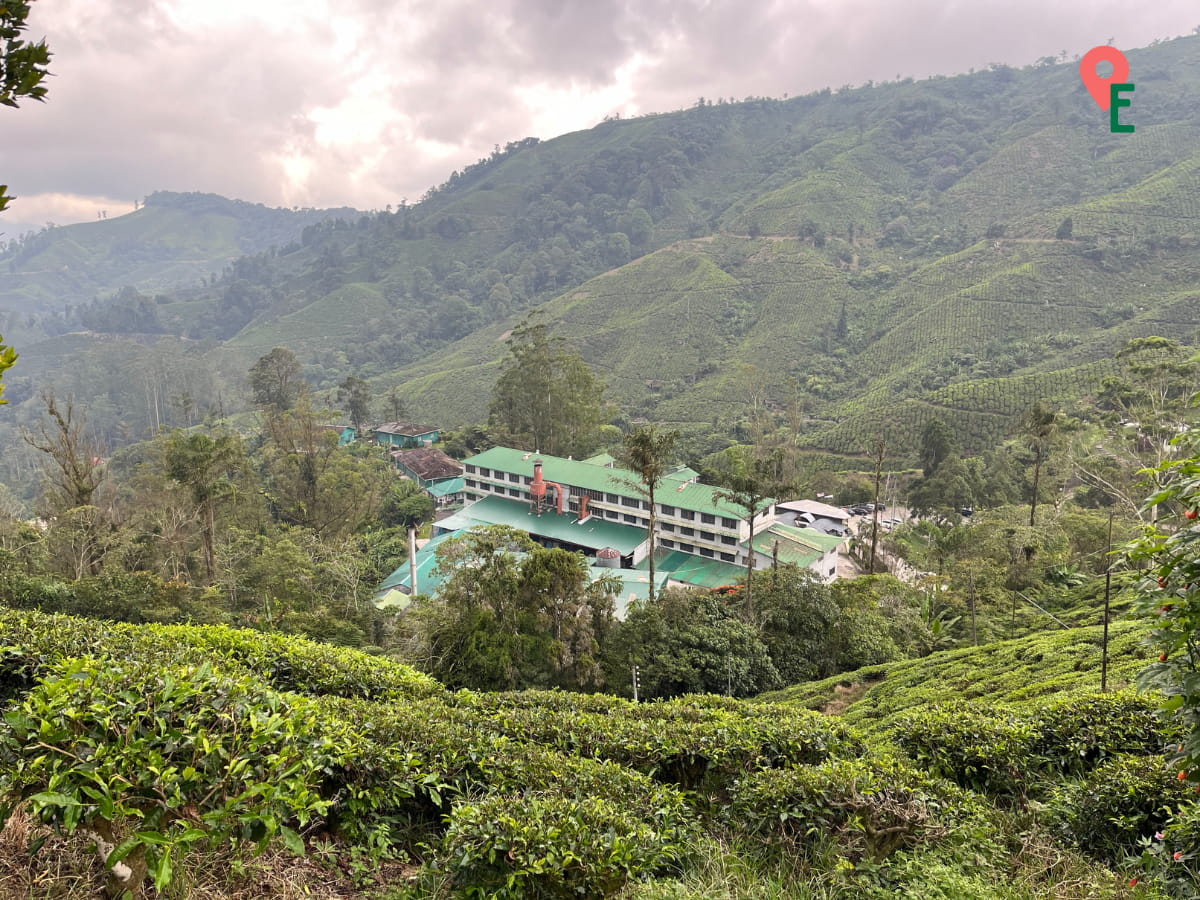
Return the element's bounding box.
[391,447,464,506]
[373,421,440,448]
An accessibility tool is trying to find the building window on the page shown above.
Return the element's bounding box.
[509,473,520,483]
[662,522,674,533]
[606,493,618,503]
[465,464,476,474]
[681,526,695,537]
[605,510,617,520]
[465,479,477,488]
[679,542,695,553]
[523,476,532,485]
[478,467,490,478]
[508,488,520,497]
[621,496,639,508]
[720,552,735,563]
[680,510,695,521]
[660,504,675,516]
[661,539,675,548]
[700,547,714,558]
[721,535,736,545]
[623,513,637,524]
[721,517,737,529]
[700,531,715,541]
[701,513,716,525]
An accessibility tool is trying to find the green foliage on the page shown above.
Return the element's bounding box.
[0,334,14,403]
[1049,754,1193,865]
[1138,802,1200,899]
[0,657,342,892]
[1126,425,1200,787]
[893,692,1178,800]
[603,588,778,699]
[380,478,434,529]
[249,347,304,412]
[0,607,443,704]
[419,527,616,690]
[760,621,1152,735]
[0,0,51,215]
[488,317,608,459]
[439,794,688,898]
[729,752,976,862]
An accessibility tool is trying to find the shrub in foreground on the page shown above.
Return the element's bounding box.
[439,794,688,899]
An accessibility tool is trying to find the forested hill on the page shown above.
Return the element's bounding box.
[4,35,1200,462]
[0,191,360,319]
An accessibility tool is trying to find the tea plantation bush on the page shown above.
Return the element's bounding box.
[0,607,443,703]
[1049,754,1194,864]
[893,691,1180,800]
[440,794,689,899]
[729,752,979,862]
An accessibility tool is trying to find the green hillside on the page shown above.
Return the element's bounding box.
[4,36,1200,467]
[757,619,1148,735]
[0,191,358,316]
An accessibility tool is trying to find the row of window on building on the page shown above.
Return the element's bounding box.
[463,467,738,529]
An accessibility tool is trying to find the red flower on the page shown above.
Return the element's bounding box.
[1178,770,1188,781]
[1185,509,1197,520]
[1129,877,1138,886]
[1158,576,1169,588]
[1174,851,1184,861]
[1161,653,1169,662]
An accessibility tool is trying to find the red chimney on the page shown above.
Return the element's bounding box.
[530,458,546,501]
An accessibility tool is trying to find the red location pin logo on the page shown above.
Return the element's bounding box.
[1080,46,1130,111]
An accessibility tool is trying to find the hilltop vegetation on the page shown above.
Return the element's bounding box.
[0,190,357,323]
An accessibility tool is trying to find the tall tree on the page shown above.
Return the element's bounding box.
[919,418,956,477]
[22,392,111,575]
[163,430,243,580]
[614,424,678,601]
[714,447,787,623]
[337,376,371,434]
[488,317,606,458]
[249,347,304,412]
[384,386,406,422]
[1020,401,1060,529]
[1,0,52,214]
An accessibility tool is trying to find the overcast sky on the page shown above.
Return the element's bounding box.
[2,0,1198,238]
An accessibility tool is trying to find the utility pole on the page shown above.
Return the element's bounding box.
[631,665,640,703]
[408,526,418,595]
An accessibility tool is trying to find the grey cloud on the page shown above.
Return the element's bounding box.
[2,0,1199,236]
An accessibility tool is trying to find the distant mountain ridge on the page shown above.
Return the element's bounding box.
[0,191,361,319]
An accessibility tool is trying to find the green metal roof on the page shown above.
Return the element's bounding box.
[765,522,846,553]
[634,550,747,590]
[581,452,617,466]
[745,523,845,568]
[437,495,648,555]
[464,447,758,519]
[427,477,464,498]
[663,465,701,482]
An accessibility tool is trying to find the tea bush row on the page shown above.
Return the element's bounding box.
[460,694,864,793]
[893,691,1178,799]
[728,752,981,864]
[0,607,442,704]
[1047,754,1194,864]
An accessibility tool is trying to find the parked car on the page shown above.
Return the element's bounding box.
[849,505,869,516]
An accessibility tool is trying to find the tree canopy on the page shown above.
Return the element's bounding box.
[488,318,607,459]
